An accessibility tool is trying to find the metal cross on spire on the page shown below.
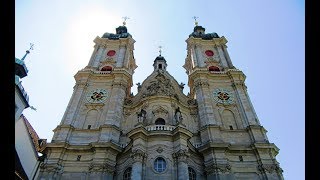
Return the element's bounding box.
[21,43,34,61]
[158,46,162,56]
[122,16,130,26]
[192,16,199,26]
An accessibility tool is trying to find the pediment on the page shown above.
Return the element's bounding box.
[152,106,168,116]
[124,70,197,108]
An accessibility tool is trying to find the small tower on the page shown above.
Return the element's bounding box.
[15,44,33,122]
[153,46,167,71]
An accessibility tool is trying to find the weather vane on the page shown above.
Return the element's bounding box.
[122,16,130,26]
[21,43,34,61]
[158,46,162,56]
[192,16,199,26]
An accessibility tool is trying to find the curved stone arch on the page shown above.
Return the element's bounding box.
[221,109,237,130]
[151,105,169,124]
[186,153,206,178]
[115,153,134,179]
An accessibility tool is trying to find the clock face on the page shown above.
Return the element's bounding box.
[86,88,108,103]
[205,50,214,56]
[106,50,116,57]
[213,88,234,105]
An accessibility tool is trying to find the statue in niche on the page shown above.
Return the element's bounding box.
[137,109,146,124]
[174,107,183,124]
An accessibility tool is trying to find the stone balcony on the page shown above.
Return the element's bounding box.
[144,125,176,131]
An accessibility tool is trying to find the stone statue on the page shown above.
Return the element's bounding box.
[137,109,147,123]
[174,107,183,124]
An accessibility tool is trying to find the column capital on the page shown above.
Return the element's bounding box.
[194,79,209,89]
[172,149,190,163]
[112,81,127,91]
[131,149,147,163]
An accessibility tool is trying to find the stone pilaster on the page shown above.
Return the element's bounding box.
[173,149,190,180]
[61,82,88,125]
[194,79,217,127]
[131,149,147,180]
[105,80,127,127]
[38,163,64,179]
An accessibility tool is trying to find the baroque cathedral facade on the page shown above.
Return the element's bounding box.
[38,21,283,180]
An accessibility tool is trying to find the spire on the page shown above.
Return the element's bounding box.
[122,16,130,26]
[21,43,34,61]
[192,16,199,26]
[158,45,162,56]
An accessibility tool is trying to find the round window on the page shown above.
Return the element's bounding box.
[205,50,214,56]
[154,157,166,173]
[106,50,116,56]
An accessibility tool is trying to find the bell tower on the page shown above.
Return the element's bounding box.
[183,19,284,179]
[39,19,137,179]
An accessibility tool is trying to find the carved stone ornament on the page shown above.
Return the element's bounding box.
[156,146,164,153]
[89,163,115,173]
[258,164,283,174]
[131,149,147,162]
[152,106,168,116]
[172,149,190,163]
[124,98,133,105]
[205,163,231,174]
[144,73,176,97]
[194,80,209,89]
[187,99,197,106]
[40,163,64,174]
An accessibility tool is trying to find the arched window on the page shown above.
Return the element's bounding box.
[101,66,113,72]
[154,157,166,173]
[208,66,220,72]
[123,167,132,180]
[188,167,196,180]
[155,118,165,125]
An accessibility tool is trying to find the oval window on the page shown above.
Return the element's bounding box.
[154,157,166,173]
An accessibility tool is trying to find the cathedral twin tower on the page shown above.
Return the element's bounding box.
[38,21,283,180]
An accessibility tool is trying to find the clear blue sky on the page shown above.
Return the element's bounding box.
[15,0,305,179]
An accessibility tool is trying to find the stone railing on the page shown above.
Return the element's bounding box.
[145,125,175,131]
[94,71,112,74]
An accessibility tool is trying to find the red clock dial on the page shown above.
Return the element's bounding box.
[205,50,214,56]
[106,50,116,56]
